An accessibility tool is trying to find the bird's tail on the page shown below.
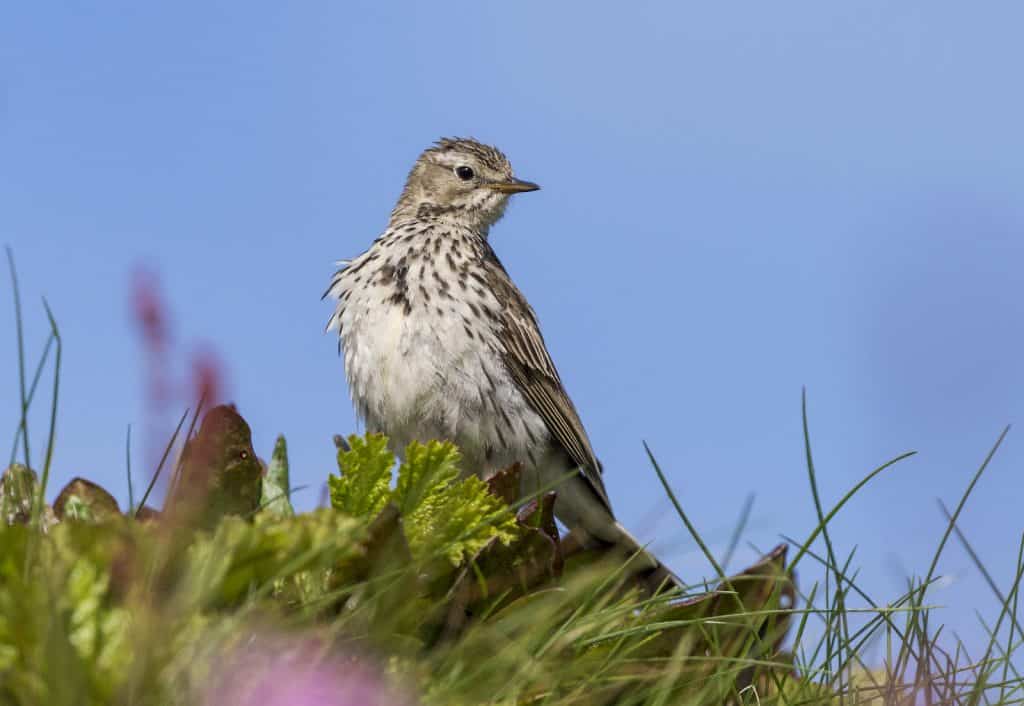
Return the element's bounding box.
[602,521,683,596]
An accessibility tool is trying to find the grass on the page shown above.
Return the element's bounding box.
[2,253,1023,705]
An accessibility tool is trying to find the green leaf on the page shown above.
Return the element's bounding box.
[329,433,394,518]
[260,435,294,518]
[393,440,461,516]
[53,477,121,523]
[64,557,130,688]
[397,441,517,565]
[424,475,519,565]
[187,510,366,609]
[1,464,37,525]
[165,406,263,529]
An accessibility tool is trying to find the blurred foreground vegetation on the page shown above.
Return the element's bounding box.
[3,252,1023,705]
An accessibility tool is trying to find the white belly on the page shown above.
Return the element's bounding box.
[336,274,550,476]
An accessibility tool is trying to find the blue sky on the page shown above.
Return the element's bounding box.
[2,2,1023,652]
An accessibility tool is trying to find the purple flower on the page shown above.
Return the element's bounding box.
[205,637,410,706]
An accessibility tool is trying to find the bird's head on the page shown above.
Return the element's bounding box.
[391,137,539,232]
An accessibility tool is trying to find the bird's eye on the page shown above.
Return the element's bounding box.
[455,166,475,181]
[239,450,249,460]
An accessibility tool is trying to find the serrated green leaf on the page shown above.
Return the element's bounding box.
[394,442,517,565]
[188,509,367,609]
[65,558,130,687]
[415,475,519,565]
[329,433,394,518]
[393,440,461,516]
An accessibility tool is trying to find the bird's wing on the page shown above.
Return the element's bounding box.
[486,255,612,513]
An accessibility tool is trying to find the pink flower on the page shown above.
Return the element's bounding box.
[204,637,411,706]
[190,348,224,409]
[131,268,170,353]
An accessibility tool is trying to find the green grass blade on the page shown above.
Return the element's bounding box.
[165,393,207,501]
[5,246,31,470]
[940,498,1024,656]
[722,492,755,573]
[643,440,725,581]
[126,423,134,512]
[788,446,916,572]
[32,298,61,529]
[8,332,54,467]
[135,407,190,514]
[923,426,1009,593]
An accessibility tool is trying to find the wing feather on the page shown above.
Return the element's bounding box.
[485,254,612,512]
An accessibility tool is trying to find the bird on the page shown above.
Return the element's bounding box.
[324,138,678,592]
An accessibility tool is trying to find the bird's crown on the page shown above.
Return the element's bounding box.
[423,137,514,177]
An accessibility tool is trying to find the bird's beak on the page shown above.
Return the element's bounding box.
[486,178,540,194]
